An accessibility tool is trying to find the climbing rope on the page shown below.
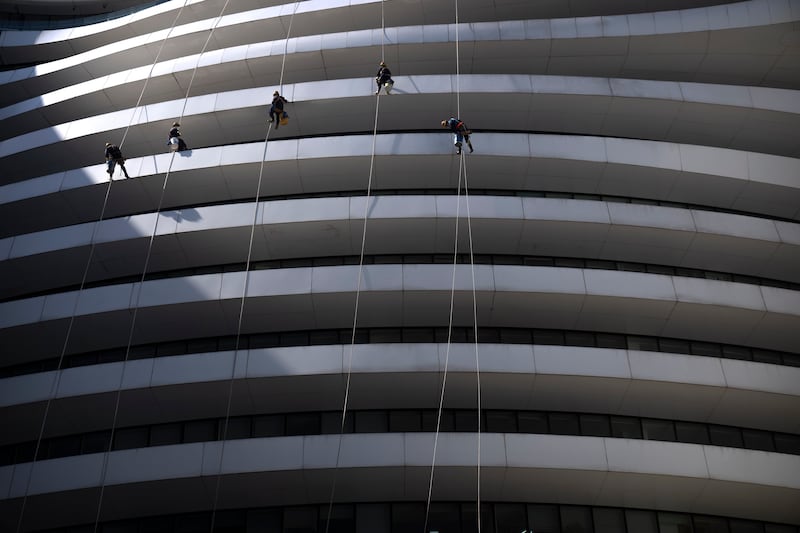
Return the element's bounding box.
[12,2,192,532]
[324,1,386,531]
[84,0,234,530]
[425,0,482,529]
[208,1,300,531]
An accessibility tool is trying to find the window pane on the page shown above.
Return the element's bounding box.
[321,412,353,434]
[675,422,710,445]
[455,411,480,432]
[690,342,722,357]
[694,515,730,533]
[390,411,421,432]
[642,419,676,441]
[659,339,691,355]
[752,350,782,365]
[495,503,526,533]
[223,417,252,440]
[355,411,388,433]
[284,506,317,533]
[519,412,549,434]
[184,420,217,443]
[625,510,659,533]
[528,504,560,533]
[150,423,182,446]
[82,431,111,454]
[596,334,626,349]
[774,434,800,455]
[318,504,354,533]
[246,508,283,532]
[485,411,517,433]
[253,415,284,437]
[427,502,461,533]
[611,416,642,439]
[721,346,751,361]
[549,413,580,436]
[175,513,211,533]
[461,503,494,533]
[729,519,764,533]
[391,503,425,533]
[564,331,595,347]
[742,430,774,452]
[47,436,82,459]
[356,503,390,533]
[709,426,744,448]
[500,329,532,344]
[533,330,564,345]
[627,336,658,351]
[113,427,149,450]
[593,508,625,533]
[764,525,797,533]
[659,512,694,533]
[579,414,611,437]
[422,410,455,432]
[560,506,593,533]
[286,413,320,436]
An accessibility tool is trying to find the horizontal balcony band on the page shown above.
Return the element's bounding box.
[2,133,799,238]
[2,344,798,437]
[1,195,798,300]
[1,0,795,103]
[0,265,798,357]
[1,434,799,524]
[2,76,799,184]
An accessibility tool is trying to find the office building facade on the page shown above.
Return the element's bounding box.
[1,0,799,530]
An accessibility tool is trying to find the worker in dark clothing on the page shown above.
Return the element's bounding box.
[105,142,130,178]
[269,91,289,129]
[168,121,188,152]
[441,118,473,154]
[375,61,393,95]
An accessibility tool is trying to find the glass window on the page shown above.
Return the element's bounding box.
[403,328,435,342]
[625,510,659,533]
[658,512,694,533]
[500,329,532,344]
[690,342,722,357]
[371,328,402,343]
[422,410,455,432]
[728,520,764,533]
[184,420,217,444]
[175,513,210,533]
[675,422,710,445]
[150,423,182,446]
[156,341,186,356]
[0,446,14,466]
[742,430,774,452]
[595,334,626,349]
[549,413,580,436]
[318,504,354,533]
[455,411,480,432]
[659,339,691,355]
[223,417,252,440]
[286,413,320,436]
[355,411,388,433]
[47,435,82,459]
[321,412,352,434]
[284,506,317,533]
[611,417,642,439]
[280,332,310,347]
[593,508,625,533]
[485,411,517,433]
[478,328,500,343]
[709,426,744,448]
[579,414,611,437]
[246,508,282,532]
[518,412,549,434]
[461,503,494,533]
[494,503,526,533]
[627,336,658,352]
[391,503,425,533]
[427,502,461,533]
[82,431,111,454]
[214,510,247,532]
[103,522,139,533]
[186,338,219,354]
[309,330,341,345]
[774,434,800,455]
[560,506,593,533]
[356,503,390,533]
[564,331,595,347]
[781,353,800,367]
[752,350,782,365]
[390,411,421,432]
[139,516,172,533]
[113,427,149,451]
[764,525,798,533]
[721,346,751,361]
[534,330,565,345]
[528,504,560,533]
[253,415,284,438]
[642,419,676,441]
[693,516,730,533]
[250,333,280,349]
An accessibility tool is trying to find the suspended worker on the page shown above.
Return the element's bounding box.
[268,90,289,129]
[167,121,188,152]
[375,61,393,95]
[441,117,473,155]
[104,142,130,178]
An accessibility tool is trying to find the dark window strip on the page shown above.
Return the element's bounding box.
[2,408,798,467]
[37,501,799,533]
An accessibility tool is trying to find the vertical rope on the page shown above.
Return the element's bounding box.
[324,1,385,530]
[208,2,300,530]
[84,0,233,530]
[11,3,191,532]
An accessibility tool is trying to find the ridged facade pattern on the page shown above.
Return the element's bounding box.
[1,0,799,531]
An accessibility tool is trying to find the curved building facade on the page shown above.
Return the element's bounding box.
[1,0,800,531]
